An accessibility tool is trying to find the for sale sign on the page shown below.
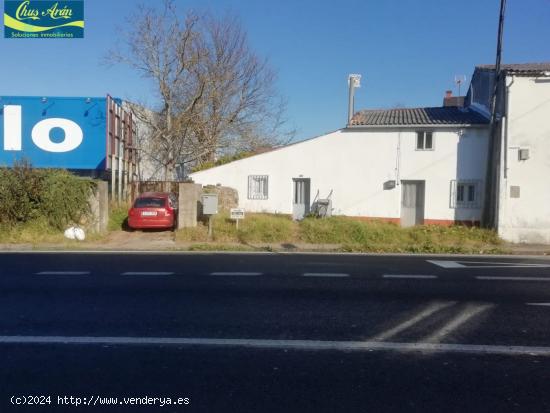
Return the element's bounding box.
[230,208,245,220]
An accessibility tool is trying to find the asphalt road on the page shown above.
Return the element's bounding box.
[2,251,550,412]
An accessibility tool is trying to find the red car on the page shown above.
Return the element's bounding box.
[127,192,178,230]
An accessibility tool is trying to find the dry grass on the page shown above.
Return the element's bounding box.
[0,218,103,245]
[0,219,65,244]
[108,204,131,231]
[300,217,502,253]
[175,214,503,254]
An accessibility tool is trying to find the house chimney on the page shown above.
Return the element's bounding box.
[347,74,362,125]
[443,89,464,107]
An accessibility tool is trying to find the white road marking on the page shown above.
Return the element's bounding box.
[304,262,353,266]
[423,304,493,343]
[35,271,90,275]
[428,260,550,269]
[370,301,455,342]
[460,261,549,265]
[526,303,550,307]
[476,276,550,282]
[463,265,550,269]
[427,260,466,268]
[209,272,262,276]
[2,335,550,356]
[382,274,437,279]
[302,273,349,277]
[122,272,174,276]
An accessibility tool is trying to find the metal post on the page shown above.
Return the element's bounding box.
[117,106,123,204]
[108,97,115,203]
[348,80,355,125]
[208,216,213,240]
[123,115,129,202]
[111,154,116,202]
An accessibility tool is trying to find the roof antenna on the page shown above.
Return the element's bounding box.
[454,75,466,96]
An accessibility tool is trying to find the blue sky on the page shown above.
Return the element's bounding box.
[1,0,549,141]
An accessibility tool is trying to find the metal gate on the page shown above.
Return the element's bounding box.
[131,181,181,201]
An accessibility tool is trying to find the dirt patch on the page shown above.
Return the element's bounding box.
[90,230,176,250]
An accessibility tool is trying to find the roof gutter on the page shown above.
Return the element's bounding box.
[476,68,550,77]
[345,123,489,130]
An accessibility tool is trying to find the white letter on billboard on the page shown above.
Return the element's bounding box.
[31,118,83,153]
[3,105,22,151]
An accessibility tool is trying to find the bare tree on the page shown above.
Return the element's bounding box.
[193,14,289,163]
[108,1,291,180]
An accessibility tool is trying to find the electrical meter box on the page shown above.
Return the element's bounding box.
[518,148,530,161]
[201,194,218,215]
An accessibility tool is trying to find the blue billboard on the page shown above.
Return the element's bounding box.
[0,96,108,170]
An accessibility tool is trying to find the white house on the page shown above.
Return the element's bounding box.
[190,63,550,243]
[468,63,550,244]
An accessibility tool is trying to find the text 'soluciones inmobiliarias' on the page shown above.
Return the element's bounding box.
[4,1,84,39]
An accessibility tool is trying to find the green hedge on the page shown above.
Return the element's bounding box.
[0,163,96,230]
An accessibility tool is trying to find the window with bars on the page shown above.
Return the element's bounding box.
[416,131,434,150]
[450,180,481,208]
[248,175,269,200]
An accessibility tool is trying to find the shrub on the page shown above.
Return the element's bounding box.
[0,162,95,230]
[39,170,95,229]
[0,161,43,223]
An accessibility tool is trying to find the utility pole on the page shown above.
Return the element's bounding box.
[490,0,507,124]
[482,0,507,228]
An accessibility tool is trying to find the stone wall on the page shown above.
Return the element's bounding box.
[203,185,238,211]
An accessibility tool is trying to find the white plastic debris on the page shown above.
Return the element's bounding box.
[64,226,86,241]
[64,227,76,240]
[74,227,86,241]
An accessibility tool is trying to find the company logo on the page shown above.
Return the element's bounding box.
[4,1,84,39]
[3,105,83,152]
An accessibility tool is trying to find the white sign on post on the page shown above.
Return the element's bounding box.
[230,208,245,229]
[230,208,245,220]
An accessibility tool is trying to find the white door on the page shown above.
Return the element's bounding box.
[292,178,311,220]
[401,181,425,227]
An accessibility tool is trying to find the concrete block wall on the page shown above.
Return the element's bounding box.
[178,183,202,228]
[87,181,109,233]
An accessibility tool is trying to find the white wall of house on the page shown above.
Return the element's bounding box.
[190,127,489,223]
[497,75,550,243]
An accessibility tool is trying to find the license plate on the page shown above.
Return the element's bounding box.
[141,211,158,217]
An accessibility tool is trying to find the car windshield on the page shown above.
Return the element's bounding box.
[133,197,165,208]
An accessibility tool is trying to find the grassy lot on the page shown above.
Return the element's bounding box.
[0,209,503,254]
[108,205,130,231]
[0,219,64,244]
[175,213,504,254]
[0,203,129,246]
[0,218,105,245]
